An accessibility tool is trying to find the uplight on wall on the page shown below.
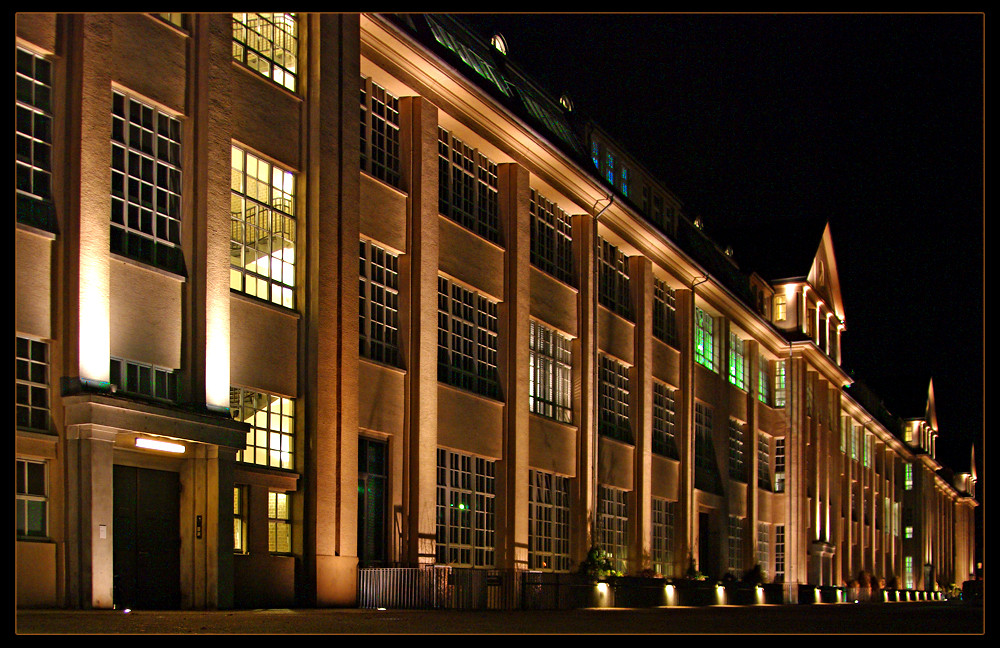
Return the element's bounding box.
[135,437,186,454]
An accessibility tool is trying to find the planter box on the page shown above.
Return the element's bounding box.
[673,581,719,606]
[611,578,668,607]
[723,585,757,605]
[761,583,785,604]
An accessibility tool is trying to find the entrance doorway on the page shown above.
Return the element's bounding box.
[113,465,180,609]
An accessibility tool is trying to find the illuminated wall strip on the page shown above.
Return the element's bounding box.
[135,437,186,454]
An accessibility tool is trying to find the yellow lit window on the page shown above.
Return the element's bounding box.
[773,294,787,321]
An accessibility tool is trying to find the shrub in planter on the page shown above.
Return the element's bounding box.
[579,546,622,582]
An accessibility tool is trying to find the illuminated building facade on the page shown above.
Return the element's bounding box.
[15,13,977,609]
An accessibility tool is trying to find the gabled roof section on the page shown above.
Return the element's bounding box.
[925,378,939,431]
[807,222,845,321]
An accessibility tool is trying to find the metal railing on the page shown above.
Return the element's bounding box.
[358,566,533,610]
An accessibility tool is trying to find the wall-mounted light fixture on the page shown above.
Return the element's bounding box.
[135,437,185,454]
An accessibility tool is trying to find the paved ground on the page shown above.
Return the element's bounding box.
[15,601,984,635]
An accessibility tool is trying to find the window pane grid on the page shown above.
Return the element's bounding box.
[695,402,722,493]
[230,145,297,309]
[110,90,184,273]
[528,470,571,572]
[233,13,297,92]
[436,448,495,567]
[652,498,675,577]
[16,458,48,538]
[268,491,291,553]
[597,238,632,321]
[359,240,400,366]
[694,403,714,471]
[529,320,573,423]
[758,355,771,405]
[529,189,574,286]
[652,279,678,347]
[757,522,770,581]
[358,437,388,565]
[775,525,785,581]
[230,386,295,470]
[774,360,786,407]
[773,294,787,321]
[694,307,715,371]
[109,356,178,402]
[437,276,500,399]
[728,332,746,390]
[774,438,786,493]
[16,47,56,230]
[728,418,747,482]
[438,128,500,244]
[599,354,631,443]
[360,76,401,188]
[758,432,772,490]
[597,485,629,574]
[728,515,744,575]
[233,486,247,554]
[16,336,50,431]
[652,382,678,458]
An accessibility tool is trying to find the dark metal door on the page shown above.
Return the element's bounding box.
[113,465,181,609]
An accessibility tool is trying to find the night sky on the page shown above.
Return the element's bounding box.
[459,13,983,480]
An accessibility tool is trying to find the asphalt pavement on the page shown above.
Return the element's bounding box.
[15,600,985,635]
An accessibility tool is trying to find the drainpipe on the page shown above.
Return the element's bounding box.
[590,193,614,553]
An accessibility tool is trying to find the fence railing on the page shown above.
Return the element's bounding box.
[358,567,949,610]
[358,566,535,610]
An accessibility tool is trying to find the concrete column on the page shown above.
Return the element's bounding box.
[868,434,877,573]
[675,287,695,578]
[496,162,531,571]
[300,13,361,606]
[184,13,233,411]
[63,13,112,386]
[747,342,760,574]
[213,448,237,608]
[181,445,235,609]
[629,256,653,571]
[785,355,807,599]
[65,424,116,609]
[572,213,597,563]
[400,94,439,566]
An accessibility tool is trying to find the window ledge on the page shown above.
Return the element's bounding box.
[359,355,406,375]
[437,379,504,406]
[361,169,407,198]
[528,410,576,431]
[16,220,57,241]
[231,60,301,102]
[16,428,58,443]
[230,290,301,319]
[110,251,187,282]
